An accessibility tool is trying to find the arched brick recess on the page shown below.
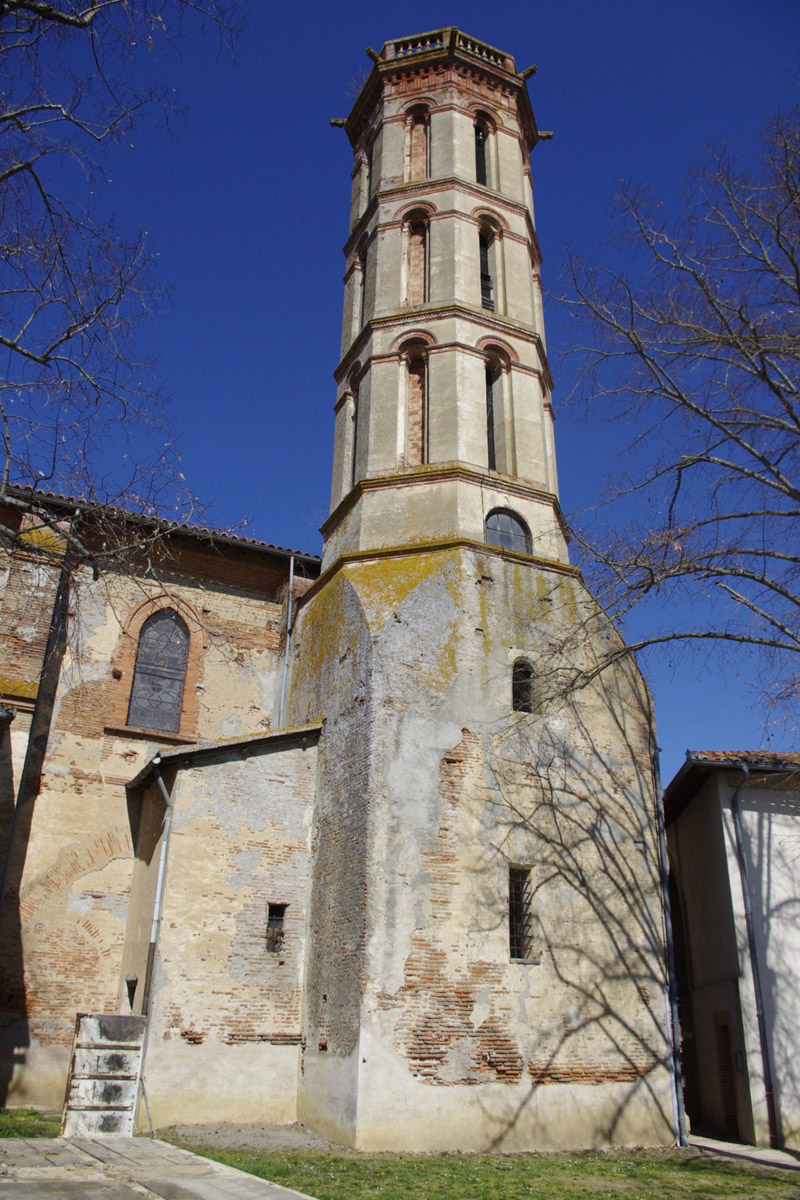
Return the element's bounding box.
[109,594,206,738]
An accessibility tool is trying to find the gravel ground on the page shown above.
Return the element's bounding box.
[160,1121,339,1153]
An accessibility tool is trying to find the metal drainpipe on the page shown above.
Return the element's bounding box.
[278,554,295,728]
[653,744,688,1146]
[726,759,780,1148]
[141,757,173,1018]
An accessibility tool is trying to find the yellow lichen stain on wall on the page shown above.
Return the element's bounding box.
[347,550,454,636]
[19,526,66,555]
[0,673,38,699]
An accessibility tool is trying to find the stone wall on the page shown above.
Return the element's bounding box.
[287,544,673,1150]
[0,528,311,1108]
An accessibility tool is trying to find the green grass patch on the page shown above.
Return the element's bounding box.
[171,1144,800,1200]
[0,1108,61,1138]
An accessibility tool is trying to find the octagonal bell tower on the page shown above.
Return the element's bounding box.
[285,30,672,1154]
[323,28,566,571]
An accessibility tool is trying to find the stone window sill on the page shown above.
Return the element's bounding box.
[104,724,198,745]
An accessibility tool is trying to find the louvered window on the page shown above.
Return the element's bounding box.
[127,610,189,734]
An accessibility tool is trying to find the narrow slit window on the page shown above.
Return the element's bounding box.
[475,121,488,185]
[409,111,428,181]
[479,231,494,311]
[266,903,287,953]
[350,379,360,488]
[512,659,534,713]
[485,365,497,470]
[407,354,427,466]
[407,220,427,306]
[509,867,533,961]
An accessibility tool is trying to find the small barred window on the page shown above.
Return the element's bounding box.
[509,867,534,961]
[266,903,287,953]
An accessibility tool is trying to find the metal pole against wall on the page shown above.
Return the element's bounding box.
[727,759,780,1148]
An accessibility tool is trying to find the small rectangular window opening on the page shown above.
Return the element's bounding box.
[509,867,534,961]
[266,903,287,953]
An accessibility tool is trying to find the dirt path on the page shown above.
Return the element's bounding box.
[162,1121,338,1153]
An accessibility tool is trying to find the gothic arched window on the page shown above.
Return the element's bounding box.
[127,609,190,733]
[484,509,531,555]
[512,659,535,713]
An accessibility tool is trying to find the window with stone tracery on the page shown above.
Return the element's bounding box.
[127,609,189,734]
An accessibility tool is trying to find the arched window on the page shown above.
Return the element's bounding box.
[485,361,499,470]
[347,369,361,489]
[474,113,496,188]
[127,610,190,733]
[475,118,489,186]
[365,134,375,198]
[357,238,369,330]
[406,215,428,306]
[485,509,531,555]
[512,659,534,713]
[408,108,429,182]
[479,229,494,311]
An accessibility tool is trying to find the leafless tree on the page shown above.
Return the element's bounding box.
[565,106,800,715]
[0,0,239,561]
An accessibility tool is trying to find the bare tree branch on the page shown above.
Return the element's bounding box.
[563,106,800,712]
[0,0,241,566]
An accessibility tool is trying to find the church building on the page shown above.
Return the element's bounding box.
[0,29,675,1151]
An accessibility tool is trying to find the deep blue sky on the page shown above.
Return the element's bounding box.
[105,0,798,779]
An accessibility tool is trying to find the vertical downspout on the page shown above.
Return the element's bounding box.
[278,554,295,728]
[136,756,174,1136]
[141,758,173,1017]
[727,760,780,1148]
[653,744,688,1146]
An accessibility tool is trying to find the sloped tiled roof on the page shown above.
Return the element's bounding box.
[664,749,800,825]
[2,486,321,565]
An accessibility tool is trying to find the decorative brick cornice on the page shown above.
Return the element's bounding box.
[335,306,554,392]
[300,536,580,611]
[345,176,538,260]
[320,462,569,540]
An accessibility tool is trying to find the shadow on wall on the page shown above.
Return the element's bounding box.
[0,561,71,1105]
[407,624,676,1147]
[0,716,28,1105]
[744,794,800,1146]
[480,660,672,1148]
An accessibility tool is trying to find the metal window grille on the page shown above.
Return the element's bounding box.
[266,903,287,953]
[509,867,533,960]
[127,610,189,734]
